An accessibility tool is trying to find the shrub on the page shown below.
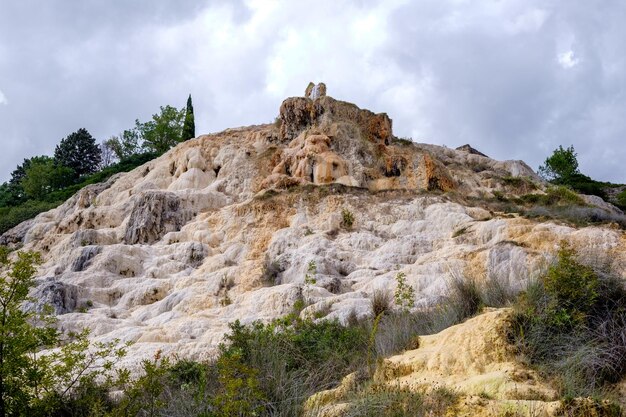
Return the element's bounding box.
[510,244,626,398]
[341,384,458,417]
[374,312,423,357]
[447,277,482,319]
[371,290,391,317]
[394,272,415,311]
[617,190,626,210]
[341,208,354,229]
[261,256,283,286]
[542,245,599,327]
[394,137,414,146]
[212,351,265,417]
[492,190,507,201]
[563,173,608,200]
[480,274,517,308]
[304,260,317,285]
[502,176,523,187]
[0,200,60,235]
[547,185,585,205]
[221,316,369,416]
[520,186,584,207]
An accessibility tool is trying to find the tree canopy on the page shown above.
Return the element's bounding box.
[137,105,185,154]
[104,129,143,161]
[538,145,580,182]
[54,128,102,178]
[20,157,74,200]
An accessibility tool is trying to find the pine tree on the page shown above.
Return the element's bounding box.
[54,128,102,178]
[182,94,195,141]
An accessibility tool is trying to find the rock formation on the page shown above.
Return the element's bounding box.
[456,143,489,158]
[305,309,561,416]
[2,87,625,372]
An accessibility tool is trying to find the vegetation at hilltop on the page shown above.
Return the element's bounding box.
[539,144,625,208]
[0,96,195,236]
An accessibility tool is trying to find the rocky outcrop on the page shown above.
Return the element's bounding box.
[305,82,327,100]
[305,309,561,416]
[272,93,459,193]
[279,95,391,146]
[30,279,80,314]
[124,191,193,245]
[456,143,489,158]
[71,246,102,272]
[1,87,624,368]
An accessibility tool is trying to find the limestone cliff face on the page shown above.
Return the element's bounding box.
[2,91,625,365]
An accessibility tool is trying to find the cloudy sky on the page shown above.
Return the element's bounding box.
[1,0,625,182]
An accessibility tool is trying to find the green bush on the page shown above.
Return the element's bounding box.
[394,272,415,311]
[520,185,584,207]
[341,208,355,229]
[542,245,599,327]
[0,200,61,235]
[0,153,158,236]
[219,315,369,416]
[617,190,626,210]
[510,244,626,398]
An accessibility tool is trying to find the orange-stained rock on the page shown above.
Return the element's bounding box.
[279,94,392,146]
[423,153,455,191]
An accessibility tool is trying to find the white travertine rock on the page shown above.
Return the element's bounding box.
[1,95,624,369]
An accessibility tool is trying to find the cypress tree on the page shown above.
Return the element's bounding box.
[182,94,195,141]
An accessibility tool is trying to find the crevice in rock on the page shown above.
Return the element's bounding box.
[71,246,102,272]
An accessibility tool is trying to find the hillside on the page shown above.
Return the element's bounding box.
[2,85,626,414]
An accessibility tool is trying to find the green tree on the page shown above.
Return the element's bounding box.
[0,183,21,208]
[54,128,102,178]
[9,160,30,190]
[212,351,264,417]
[105,129,143,161]
[0,249,52,416]
[98,140,117,169]
[182,94,195,142]
[0,247,128,416]
[538,145,580,182]
[137,105,185,154]
[21,157,74,200]
[2,156,51,205]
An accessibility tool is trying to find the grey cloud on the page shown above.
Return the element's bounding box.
[0,0,624,183]
[378,0,626,181]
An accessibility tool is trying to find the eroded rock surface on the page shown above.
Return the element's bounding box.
[2,90,625,368]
